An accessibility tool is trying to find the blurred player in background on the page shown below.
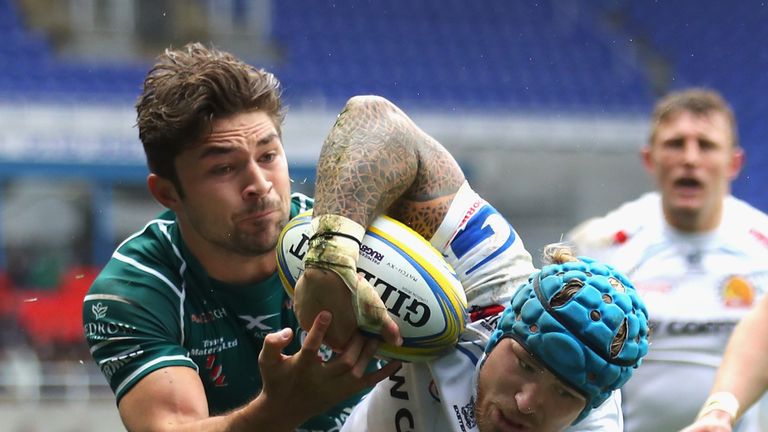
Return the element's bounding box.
[294,95,648,431]
[81,42,403,432]
[567,88,768,431]
[681,293,768,431]
[342,244,649,432]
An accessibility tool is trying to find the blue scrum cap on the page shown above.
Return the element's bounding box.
[485,255,650,424]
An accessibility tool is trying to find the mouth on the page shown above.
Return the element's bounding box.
[237,199,283,223]
[237,207,279,224]
[672,176,703,195]
[493,407,533,432]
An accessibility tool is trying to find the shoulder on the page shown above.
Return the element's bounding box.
[84,218,187,354]
[724,196,768,250]
[726,195,768,220]
[88,215,186,304]
[567,192,660,254]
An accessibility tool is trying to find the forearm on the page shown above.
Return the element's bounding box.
[133,403,297,432]
[225,393,304,432]
[708,296,768,420]
[122,398,299,432]
[121,394,304,432]
[313,95,464,237]
[119,368,307,432]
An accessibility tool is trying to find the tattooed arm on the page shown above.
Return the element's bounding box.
[294,95,466,349]
[313,95,465,236]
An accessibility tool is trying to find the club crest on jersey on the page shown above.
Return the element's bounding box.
[720,275,758,308]
[92,302,108,320]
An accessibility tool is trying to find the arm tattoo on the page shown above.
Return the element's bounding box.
[313,96,465,238]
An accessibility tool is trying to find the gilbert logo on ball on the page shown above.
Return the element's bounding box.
[277,211,468,361]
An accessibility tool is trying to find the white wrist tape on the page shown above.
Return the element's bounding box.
[697,391,740,421]
[303,214,390,333]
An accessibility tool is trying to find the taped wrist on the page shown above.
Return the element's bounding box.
[696,391,740,422]
[304,214,365,289]
[303,214,389,332]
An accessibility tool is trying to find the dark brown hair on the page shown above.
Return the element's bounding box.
[136,42,285,187]
[649,88,738,148]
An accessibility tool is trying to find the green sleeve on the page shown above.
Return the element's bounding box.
[83,258,196,403]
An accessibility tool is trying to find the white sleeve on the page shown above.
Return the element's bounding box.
[567,390,623,431]
[431,181,535,308]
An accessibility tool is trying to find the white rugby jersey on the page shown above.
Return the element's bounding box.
[341,182,623,432]
[568,191,768,432]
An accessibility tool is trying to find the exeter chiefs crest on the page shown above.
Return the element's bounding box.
[720,272,768,308]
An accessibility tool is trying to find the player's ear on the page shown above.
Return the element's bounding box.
[640,145,654,173]
[148,173,181,209]
[728,146,745,181]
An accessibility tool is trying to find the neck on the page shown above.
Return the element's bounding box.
[664,207,722,233]
[203,250,277,285]
[181,226,277,286]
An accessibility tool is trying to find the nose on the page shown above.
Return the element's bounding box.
[515,382,543,415]
[242,160,273,200]
[681,139,702,165]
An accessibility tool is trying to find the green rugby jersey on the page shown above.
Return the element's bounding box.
[83,192,362,431]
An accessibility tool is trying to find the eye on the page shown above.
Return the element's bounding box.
[698,139,717,151]
[211,165,234,175]
[662,138,684,150]
[259,152,278,163]
[555,387,578,401]
[518,358,535,373]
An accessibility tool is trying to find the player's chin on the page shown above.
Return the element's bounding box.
[235,226,282,255]
[668,199,705,217]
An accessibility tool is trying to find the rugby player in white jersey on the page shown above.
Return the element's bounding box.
[567,88,768,431]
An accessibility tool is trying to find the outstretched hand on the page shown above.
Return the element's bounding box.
[678,411,733,432]
[256,310,402,430]
[293,267,401,351]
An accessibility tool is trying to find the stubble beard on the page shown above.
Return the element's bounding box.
[228,214,288,256]
[475,382,491,432]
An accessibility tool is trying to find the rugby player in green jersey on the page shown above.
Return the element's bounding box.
[82,42,402,432]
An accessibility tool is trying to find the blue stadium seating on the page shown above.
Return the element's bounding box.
[0,0,764,209]
[0,0,147,103]
[268,0,654,113]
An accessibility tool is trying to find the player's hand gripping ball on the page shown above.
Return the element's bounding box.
[277,211,468,362]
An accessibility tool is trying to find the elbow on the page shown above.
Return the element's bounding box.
[344,95,397,114]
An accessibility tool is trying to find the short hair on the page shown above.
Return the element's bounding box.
[136,42,285,185]
[649,88,738,148]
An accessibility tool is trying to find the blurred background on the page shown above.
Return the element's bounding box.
[0,0,765,429]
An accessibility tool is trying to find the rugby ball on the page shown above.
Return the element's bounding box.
[277,210,468,362]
